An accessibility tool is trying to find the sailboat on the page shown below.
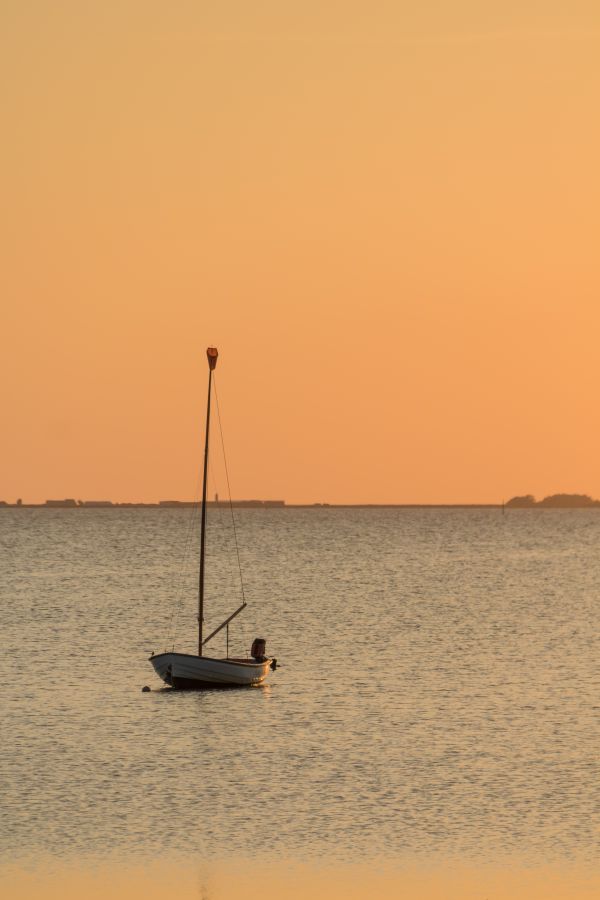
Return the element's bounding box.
[149,347,277,688]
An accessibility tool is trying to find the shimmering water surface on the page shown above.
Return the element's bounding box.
[1,508,599,869]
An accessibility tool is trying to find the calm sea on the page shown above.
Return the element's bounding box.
[1,508,599,886]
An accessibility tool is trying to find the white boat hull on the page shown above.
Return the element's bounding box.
[149,651,272,688]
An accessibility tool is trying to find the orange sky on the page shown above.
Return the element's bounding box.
[2,2,599,504]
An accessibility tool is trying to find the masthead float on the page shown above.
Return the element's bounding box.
[149,347,277,688]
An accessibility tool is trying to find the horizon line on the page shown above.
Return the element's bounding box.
[3,493,597,509]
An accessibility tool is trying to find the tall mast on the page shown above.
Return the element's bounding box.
[199,346,218,655]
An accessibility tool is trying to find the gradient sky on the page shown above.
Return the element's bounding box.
[2,2,599,504]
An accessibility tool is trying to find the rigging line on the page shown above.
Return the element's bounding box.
[213,373,246,604]
[208,463,244,659]
[208,462,240,616]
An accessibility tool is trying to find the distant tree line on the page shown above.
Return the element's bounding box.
[506,494,600,508]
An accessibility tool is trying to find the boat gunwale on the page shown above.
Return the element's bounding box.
[149,651,271,669]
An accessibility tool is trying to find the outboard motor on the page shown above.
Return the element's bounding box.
[251,637,266,661]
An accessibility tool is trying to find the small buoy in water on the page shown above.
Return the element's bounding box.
[142,685,151,692]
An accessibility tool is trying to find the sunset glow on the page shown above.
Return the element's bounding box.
[2,2,599,504]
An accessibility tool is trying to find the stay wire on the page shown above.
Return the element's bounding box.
[208,463,241,643]
[213,373,247,605]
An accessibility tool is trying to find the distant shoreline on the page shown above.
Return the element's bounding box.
[0,500,500,509]
[1,501,599,510]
